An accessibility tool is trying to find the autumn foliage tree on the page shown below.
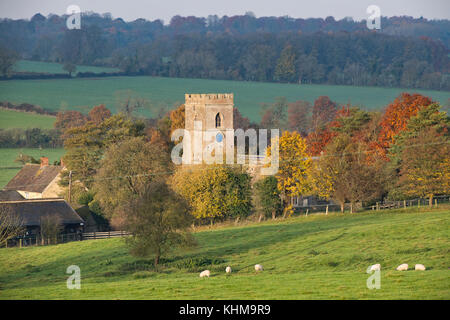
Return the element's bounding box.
[254,176,282,219]
[274,44,297,83]
[387,103,450,202]
[125,181,195,266]
[266,130,311,216]
[62,114,145,187]
[54,110,87,132]
[311,96,337,131]
[395,127,449,206]
[309,135,387,213]
[93,137,172,227]
[287,100,311,135]
[305,96,339,155]
[169,104,185,134]
[170,164,252,223]
[260,97,288,130]
[234,107,251,130]
[377,93,433,154]
[88,104,112,124]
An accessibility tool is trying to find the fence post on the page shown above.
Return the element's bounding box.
[435,198,438,208]
[403,200,406,210]
[418,199,420,209]
[326,205,329,215]
[306,209,309,217]
[376,202,379,211]
[19,239,22,248]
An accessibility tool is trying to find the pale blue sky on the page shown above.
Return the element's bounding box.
[0,0,449,23]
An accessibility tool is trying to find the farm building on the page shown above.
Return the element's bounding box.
[0,198,84,236]
[0,190,25,201]
[3,157,64,199]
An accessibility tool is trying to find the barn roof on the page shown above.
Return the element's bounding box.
[0,199,84,227]
[4,164,63,193]
[0,190,24,201]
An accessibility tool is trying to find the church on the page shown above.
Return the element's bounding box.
[182,93,235,165]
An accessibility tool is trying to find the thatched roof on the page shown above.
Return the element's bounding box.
[4,164,63,193]
[0,199,84,227]
[0,190,24,201]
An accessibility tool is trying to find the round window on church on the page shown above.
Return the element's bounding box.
[216,132,223,143]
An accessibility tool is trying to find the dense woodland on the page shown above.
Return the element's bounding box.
[0,13,449,90]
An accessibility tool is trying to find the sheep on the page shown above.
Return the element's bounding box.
[396,263,408,271]
[415,264,426,271]
[225,266,232,274]
[368,264,381,271]
[254,264,263,272]
[199,270,210,278]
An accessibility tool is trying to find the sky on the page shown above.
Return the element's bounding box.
[0,0,449,23]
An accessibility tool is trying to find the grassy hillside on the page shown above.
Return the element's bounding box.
[15,60,120,75]
[0,109,55,129]
[0,148,65,188]
[0,207,448,299]
[0,76,449,121]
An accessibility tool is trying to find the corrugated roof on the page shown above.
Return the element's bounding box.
[0,199,84,226]
[4,164,63,193]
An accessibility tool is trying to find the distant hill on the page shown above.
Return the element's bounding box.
[0,13,449,90]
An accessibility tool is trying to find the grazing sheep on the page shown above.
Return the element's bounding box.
[396,263,408,271]
[199,270,210,278]
[254,264,263,272]
[415,264,426,271]
[369,264,381,271]
[225,266,232,274]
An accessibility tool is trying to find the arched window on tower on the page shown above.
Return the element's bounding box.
[215,113,222,128]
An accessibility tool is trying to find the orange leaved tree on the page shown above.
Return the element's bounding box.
[377,93,433,155]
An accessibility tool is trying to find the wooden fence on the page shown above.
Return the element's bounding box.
[293,195,450,215]
[82,231,130,240]
[4,230,130,248]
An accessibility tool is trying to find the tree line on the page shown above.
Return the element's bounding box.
[0,13,449,90]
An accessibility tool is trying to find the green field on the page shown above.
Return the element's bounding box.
[15,60,120,75]
[0,109,55,129]
[0,148,65,188]
[0,207,448,299]
[0,76,449,121]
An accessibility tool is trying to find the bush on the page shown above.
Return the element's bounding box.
[77,191,94,206]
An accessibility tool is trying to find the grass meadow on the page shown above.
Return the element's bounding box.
[0,109,55,129]
[0,206,448,300]
[14,60,120,75]
[0,76,449,121]
[0,148,65,188]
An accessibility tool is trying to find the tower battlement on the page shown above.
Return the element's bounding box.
[185,93,234,105]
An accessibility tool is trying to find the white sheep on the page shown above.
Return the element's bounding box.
[225,266,232,274]
[396,263,408,271]
[254,264,263,272]
[368,264,381,271]
[415,264,426,271]
[199,270,210,278]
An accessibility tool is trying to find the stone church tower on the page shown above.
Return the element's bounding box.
[183,93,234,164]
